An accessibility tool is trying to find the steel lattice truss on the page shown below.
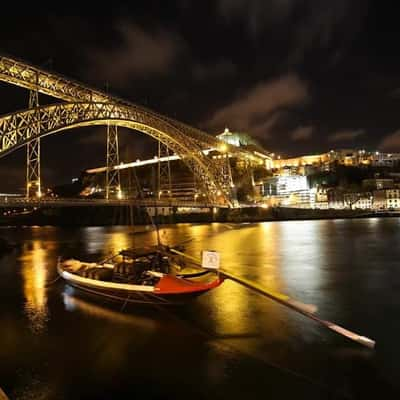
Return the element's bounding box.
[0,102,231,205]
[0,55,238,205]
[0,55,223,149]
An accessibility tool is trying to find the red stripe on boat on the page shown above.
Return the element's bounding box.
[155,275,223,294]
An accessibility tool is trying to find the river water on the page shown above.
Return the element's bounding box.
[0,218,400,399]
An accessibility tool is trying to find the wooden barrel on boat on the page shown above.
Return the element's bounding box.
[114,262,134,274]
[113,262,123,274]
[92,268,113,281]
[82,268,97,278]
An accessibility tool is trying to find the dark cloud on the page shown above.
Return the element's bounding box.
[0,165,24,193]
[217,0,293,35]
[328,129,365,142]
[85,21,183,87]
[288,1,366,66]
[78,128,107,147]
[380,130,400,151]
[208,74,309,139]
[192,60,236,81]
[217,0,367,67]
[291,126,313,141]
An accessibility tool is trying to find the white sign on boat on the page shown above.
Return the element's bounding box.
[201,250,220,270]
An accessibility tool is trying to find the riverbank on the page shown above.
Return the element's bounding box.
[0,205,397,226]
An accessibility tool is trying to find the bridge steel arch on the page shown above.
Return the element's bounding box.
[0,55,222,149]
[0,102,232,206]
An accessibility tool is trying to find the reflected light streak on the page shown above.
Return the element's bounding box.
[106,230,132,254]
[188,223,291,339]
[277,221,324,296]
[62,291,157,330]
[21,240,49,332]
[83,226,105,254]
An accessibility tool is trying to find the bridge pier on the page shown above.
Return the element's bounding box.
[157,141,172,199]
[105,124,121,199]
[26,86,41,198]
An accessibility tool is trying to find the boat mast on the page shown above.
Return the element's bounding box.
[131,162,162,248]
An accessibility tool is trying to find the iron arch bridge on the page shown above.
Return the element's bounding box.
[0,55,233,206]
[0,101,231,204]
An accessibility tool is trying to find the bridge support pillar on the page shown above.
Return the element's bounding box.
[217,152,237,207]
[106,124,121,200]
[157,141,172,199]
[26,88,41,198]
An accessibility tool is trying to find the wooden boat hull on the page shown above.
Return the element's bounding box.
[58,259,223,305]
[65,281,217,305]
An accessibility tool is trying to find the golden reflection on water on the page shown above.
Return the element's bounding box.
[20,240,50,333]
[277,221,325,291]
[184,223,291,338]
[106,229,132,254]
[83,227,106,254]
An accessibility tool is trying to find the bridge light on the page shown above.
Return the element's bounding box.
[217,190,222,196]
[219,143,228,153]
[117,190,123,200]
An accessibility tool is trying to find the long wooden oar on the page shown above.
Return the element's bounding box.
[169,248,376,349]
[169,248,317,314]
[0,387,9,400]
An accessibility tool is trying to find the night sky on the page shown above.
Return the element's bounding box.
[1,1,400,191]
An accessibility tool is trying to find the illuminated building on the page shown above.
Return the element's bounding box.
[371,152,400,167]
[272,149,400,174]
[343,192,373,209]
[272,153,330,169]
[216,128,273,169]
[362,179,394,190]
[216,127,260,147]
[262,175,311,207]
[373,189,400,209]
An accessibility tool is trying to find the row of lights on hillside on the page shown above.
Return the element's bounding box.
[270,153,281,159]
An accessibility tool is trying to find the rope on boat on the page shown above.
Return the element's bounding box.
[176,270,213,278]
[44,275,62,288]
[120,294,132,312]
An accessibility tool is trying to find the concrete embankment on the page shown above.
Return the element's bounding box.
[0,205,389,226]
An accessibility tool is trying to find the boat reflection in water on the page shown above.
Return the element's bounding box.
[62,286,157,330]
[20,240,50,333]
